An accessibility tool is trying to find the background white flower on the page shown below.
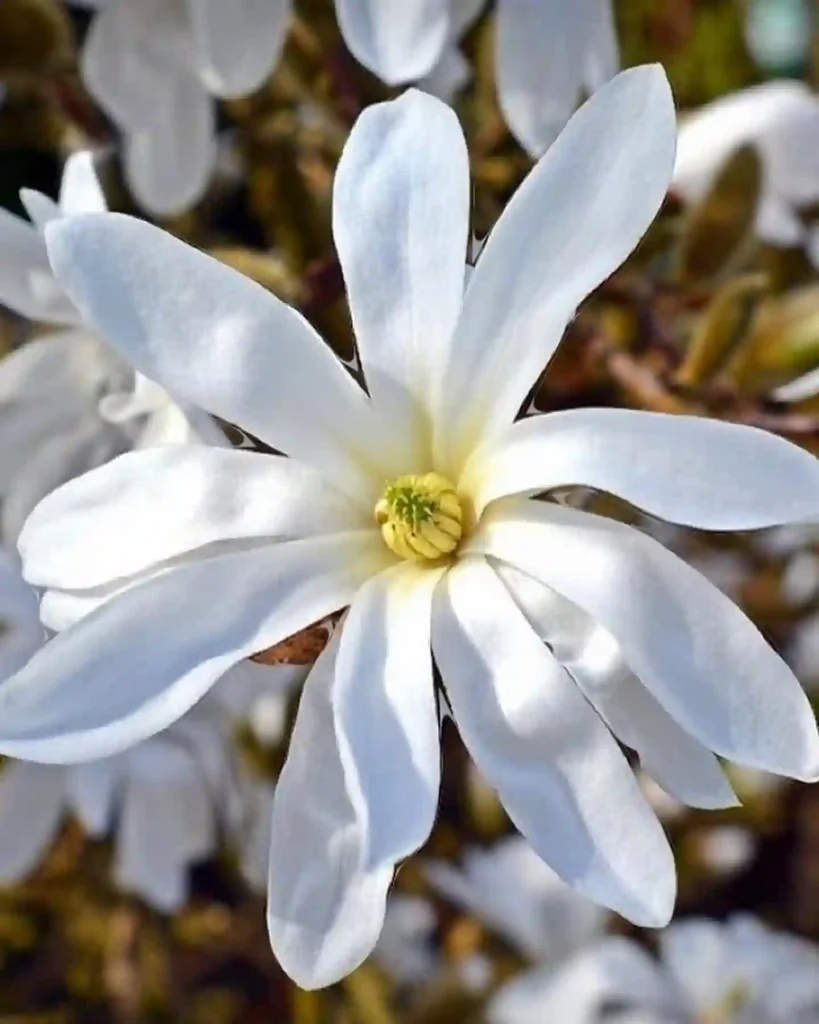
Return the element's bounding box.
[425,836,606,963]
[71,0,619,214]
[0,151,218,539]
[673,80,819,261]
[3,70,819,991]
[488,915,819,1024]
[70,0,288,215]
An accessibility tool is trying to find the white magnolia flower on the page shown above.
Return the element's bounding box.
[0,151,217,539]
[488,916,819,1024]
[339,0,620,158]
[373,894,441,986]
[69,0,288,215]
[425,836,606,963]
[0,690,246,911]
[73,0,618,214]
[673,80,819,257]
[1,68,819,988]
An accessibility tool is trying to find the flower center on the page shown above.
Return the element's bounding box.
[375,473,463,561]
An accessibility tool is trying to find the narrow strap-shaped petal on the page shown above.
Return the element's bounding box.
[19,190,62,231]
[59,151,107,214]
[464,407,819,528]
[495,562,737,810]
[583,0,620,92]
[45,213,387,501]
[2,415,125,546]
[332,90,470,460]
[81,0,183,131]
[66,760,122,835]
[0,532,389,763]
[20,446,369,590]
[0,762,65,881]
[436,66,676,477]
[496,0,588,157]
[433,556,675,927]
[114,743,214,911]
[122,72,216,216]
[470,500,819,780]
[334,562,443,870]
[0,207,73,324]
[268,633,394,990]
[188,0,290,98]
[335,0,450,84]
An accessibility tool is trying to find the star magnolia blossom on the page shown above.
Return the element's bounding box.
[673,80,819,260]
[0,692,245,911]
[71,0,618,213]
[2,68,819,988]
[69,0,287,215]
[0,151,215,541]
[488,916,819,1024]
[425,836,605,963]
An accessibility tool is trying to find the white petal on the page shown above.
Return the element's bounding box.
[673,81,819,207]
[0,762,64,880]
[66,760,121,834]
[188,0,289,98]
[465,408,819,529]
[335,0,450,84]
[495,0,619,156]
[45,213,388,501]
[583,0,620,90]
[471,500,819,780]
[0,207,72,323]
[115,742,213,911]
[334,562,443,869]
[21,446,368,590]
[332,90,469,454]
[488,936,674,1024]
[496,562,737,810]
[20,189,62,231]
[433,557,675,927]
[3,415,125,545]
[0,532,389,763]
[59,151,108,214]
[449,0,487,36]
[437,66,676,476]
[81,0,187,131]
[267,634,394,989]
[419,46,471,102]
[122,73,216,216]
[496,0,587,156]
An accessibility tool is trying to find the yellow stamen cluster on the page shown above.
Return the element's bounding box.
[375,472,463,561]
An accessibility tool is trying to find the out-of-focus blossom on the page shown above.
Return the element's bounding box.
[2,70,819,990]
[72,0,619,213]
[0,693,244,911]
[0,151,217,540]
[488,916,819,1024]
[69,0,288,215]
[425,836,606,963]
[422,0,620,157]
[373,894,441,987]
[673,81,819,259]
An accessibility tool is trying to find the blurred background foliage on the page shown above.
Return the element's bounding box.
[1,0,819,1021]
